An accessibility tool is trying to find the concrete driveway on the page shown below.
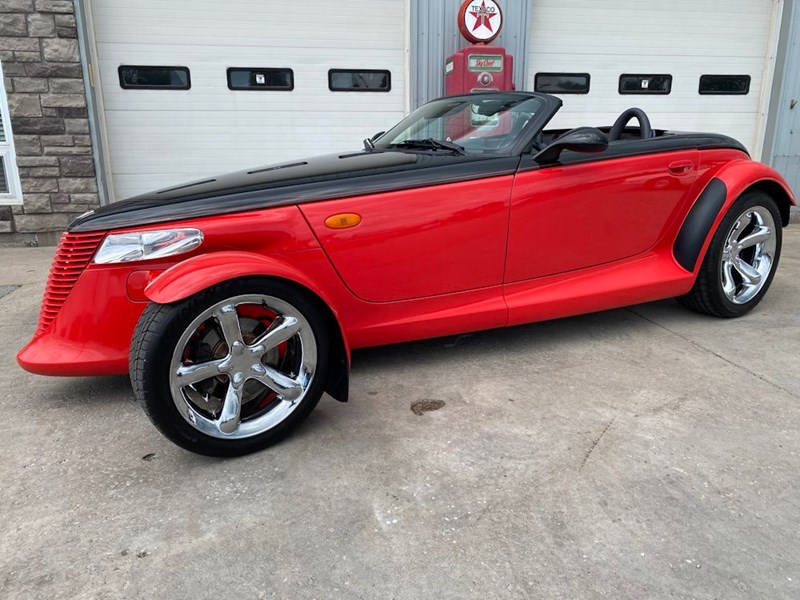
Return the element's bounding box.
[1,229,798,600]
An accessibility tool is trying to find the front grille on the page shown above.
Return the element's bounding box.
[36,231,106,335]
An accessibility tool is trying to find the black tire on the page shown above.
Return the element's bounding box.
[130,277,330,457]
[678,191,782,318]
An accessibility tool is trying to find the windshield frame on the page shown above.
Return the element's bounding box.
[372,92,562,157]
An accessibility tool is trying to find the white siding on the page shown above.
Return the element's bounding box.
[91,0,407,200]
[527,0,774,152]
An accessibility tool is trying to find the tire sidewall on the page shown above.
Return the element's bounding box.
[133,277,330,456]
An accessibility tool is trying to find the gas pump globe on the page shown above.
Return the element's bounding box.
[445,0,515,95]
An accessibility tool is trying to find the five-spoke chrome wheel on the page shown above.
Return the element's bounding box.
[719,206,777,305]
[132,278,330,456]
[169,294,317,439]
[679,191,782,318]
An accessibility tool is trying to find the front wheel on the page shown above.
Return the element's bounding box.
[130,278,330,456]
[678,191,782,318]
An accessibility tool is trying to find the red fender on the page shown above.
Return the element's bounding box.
[145,250,351,363]
[675,160,796,274]
[713,159,796,219]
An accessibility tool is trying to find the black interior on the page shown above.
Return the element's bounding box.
[524,105,748,168]
[537,107,667,149]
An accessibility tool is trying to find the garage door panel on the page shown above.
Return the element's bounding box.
[540,93,764,114]
[103,110,400,198]
[93,29,402,50]
[92,0,404,49]
[92,0,406,201]
[531,54,768,71]
[528,0,773,153]
[532,29,770,49]
[104,128,397,171]
[102,109,401,133]
[533,93,764,114]
[530,40,769,58]
[532,0,771,19]
[112,173,208,198]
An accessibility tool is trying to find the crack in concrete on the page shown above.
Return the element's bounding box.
[626,307,799,400]
[0,285,20,301]
[580,417,615,471]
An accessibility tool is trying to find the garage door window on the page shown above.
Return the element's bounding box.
[328,69,391,92]
[0,63,22,204]
[227,68,294,91]
[119,66,191,90]
[534,73,590,94]
[699,75,751,95]
[619,74,672,95]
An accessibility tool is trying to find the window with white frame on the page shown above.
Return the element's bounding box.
[0,62,23,205]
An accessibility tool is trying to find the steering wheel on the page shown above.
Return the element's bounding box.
[608,108,653,141]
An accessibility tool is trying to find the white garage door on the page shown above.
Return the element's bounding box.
[527,0,776,153]
[91,0,407,200]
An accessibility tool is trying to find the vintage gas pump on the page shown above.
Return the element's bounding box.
[444,0,514,95]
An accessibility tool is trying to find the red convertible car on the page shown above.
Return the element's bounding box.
[18,92,795,456]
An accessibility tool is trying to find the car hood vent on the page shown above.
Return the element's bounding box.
[247,161,308,175]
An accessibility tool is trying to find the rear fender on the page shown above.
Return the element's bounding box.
[714,160,796,223]
[145,250,351,400]
[673,160,796,273]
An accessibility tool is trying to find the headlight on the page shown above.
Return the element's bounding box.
[93,228,204,264]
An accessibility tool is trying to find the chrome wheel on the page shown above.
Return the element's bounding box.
[720,206,777,305]
[169,294,317,439]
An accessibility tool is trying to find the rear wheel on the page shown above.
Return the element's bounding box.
[130,278,329,456]
[678,191,782,318]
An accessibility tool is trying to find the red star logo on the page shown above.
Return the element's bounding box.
[469,1,497,33]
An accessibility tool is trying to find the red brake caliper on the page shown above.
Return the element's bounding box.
[237,304,289,410]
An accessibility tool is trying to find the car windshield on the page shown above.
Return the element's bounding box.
[373,93,546,155]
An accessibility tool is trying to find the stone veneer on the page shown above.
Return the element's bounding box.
[1,0,99,245]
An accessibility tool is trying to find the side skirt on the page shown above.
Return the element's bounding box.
[504,251,695,327]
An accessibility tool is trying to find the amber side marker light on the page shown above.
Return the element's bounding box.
[325,213,362,229]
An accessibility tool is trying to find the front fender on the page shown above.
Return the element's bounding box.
[145,251,351,384]
[673,160,796,272]
[146,250,331,304]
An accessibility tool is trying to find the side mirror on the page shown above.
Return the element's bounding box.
[533,127,608,164]
[364,131,386,152]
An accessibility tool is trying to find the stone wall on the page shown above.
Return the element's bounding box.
[1,0,100,245]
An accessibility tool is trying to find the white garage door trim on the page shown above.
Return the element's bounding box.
[752,0,785,161]
[80,0,117,204]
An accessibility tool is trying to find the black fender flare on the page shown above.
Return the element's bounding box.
[673,177,727,272]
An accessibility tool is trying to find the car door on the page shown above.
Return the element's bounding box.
[504,150,700,283]
[300,169,516,302]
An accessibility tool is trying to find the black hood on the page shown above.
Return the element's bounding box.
[69,150,520,232]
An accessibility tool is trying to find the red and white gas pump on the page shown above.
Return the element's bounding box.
[444,0,514,95]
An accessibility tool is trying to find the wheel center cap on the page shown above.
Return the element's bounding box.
[219,341,267,384]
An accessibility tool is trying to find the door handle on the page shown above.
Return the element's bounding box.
[668,160,694,175]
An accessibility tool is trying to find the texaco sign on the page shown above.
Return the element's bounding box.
[457,0,504,44]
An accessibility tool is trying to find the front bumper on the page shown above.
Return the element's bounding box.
[17,266,148,377]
